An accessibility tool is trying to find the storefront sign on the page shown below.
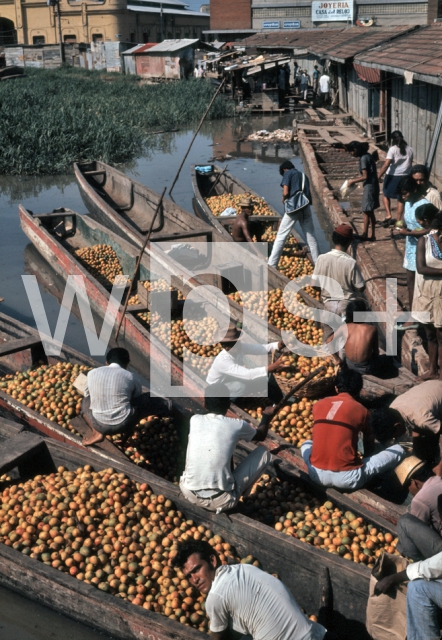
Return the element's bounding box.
[312,0,353,21]
[283,20,301,28]
[262,21,280,28]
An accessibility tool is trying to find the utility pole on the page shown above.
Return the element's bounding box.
[160,2,163,41]
[57,0,64,63]
[48,0,64,63]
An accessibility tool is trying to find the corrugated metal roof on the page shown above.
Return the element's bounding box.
[122,44,149,55]
[239,28,345,49]
[354,23,442,85]
[140,39,200,53]
[308,25,417,62]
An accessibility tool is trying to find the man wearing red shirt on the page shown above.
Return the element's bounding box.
[301,369,405,490]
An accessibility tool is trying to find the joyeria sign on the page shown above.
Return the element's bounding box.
[312,0,353,21]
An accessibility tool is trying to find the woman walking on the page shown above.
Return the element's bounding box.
[268,160,320,268]
[346,141,380,242]
[398,176,429,318]
[378,131,414,227]
[413,204,442,379]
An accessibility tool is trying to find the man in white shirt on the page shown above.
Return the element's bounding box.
[81,347,171,446]
[375,548,442,640]
[312,224,365,318]
[206,324,289,403]
[319,72,330,105]
[173,539,329,640]
[180,382,274,512]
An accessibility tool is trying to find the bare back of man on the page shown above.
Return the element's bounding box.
[344,323,379,363]
[231,213,253,243]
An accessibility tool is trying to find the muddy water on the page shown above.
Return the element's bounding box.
[0,114,331,636]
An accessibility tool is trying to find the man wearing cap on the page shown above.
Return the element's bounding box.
[312,224,365,318]
[396,463,442,561]
[180,382,275,512]
[206,325,289,403]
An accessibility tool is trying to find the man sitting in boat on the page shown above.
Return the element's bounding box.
[312,224,365,318]
[231,196,259,244]
[173,539,330,640]
[390,381,442,464]
[81,347,171,446]
[396,462,442,561]
[206,324,289,403]
[180,382,273,513]
[301,369,405,490]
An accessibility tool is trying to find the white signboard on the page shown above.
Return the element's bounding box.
[312,0,353,21]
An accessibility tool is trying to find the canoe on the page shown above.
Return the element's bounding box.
[18,206,415,525]
[0,379,398,638]
[191,163,282,238]
[74,160,320,312]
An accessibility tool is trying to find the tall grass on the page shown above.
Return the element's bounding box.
[0,67,232,175]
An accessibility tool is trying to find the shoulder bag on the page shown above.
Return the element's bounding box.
[284,172,310,215]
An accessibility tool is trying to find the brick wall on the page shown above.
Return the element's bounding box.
[210,0,251,29]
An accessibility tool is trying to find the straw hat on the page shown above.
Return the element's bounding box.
[240,196,253,208]
[217,324,241,343]
[394,455,426,486]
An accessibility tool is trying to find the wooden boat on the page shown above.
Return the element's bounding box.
[0,387,396,639]
[190,163,287,240]
[73,160,319,311]
[18,206,415,525]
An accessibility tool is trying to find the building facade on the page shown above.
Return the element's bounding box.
[0,0,209,46]
[207,0,438,36]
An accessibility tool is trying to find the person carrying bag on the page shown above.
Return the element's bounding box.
[268,160,320,268]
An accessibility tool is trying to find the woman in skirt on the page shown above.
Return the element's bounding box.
[346,141,380,242]
[377,130,414,227]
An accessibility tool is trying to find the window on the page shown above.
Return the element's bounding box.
[130,32,136,42]
[358,3,426,13]
[253,6,310,17]
[175,29,181,37]
[167,31,173,38]
[92,33,103,42]
[64,34,76,42]
[142,32,149,43]
[33,35,45,44]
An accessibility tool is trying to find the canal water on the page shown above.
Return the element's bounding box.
[0,113,331,637]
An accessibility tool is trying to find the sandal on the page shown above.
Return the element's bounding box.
[354,233,368,241]
[394,323,420,331]
[382,218,393,228]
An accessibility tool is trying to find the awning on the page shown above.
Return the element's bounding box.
[353,63,381,84]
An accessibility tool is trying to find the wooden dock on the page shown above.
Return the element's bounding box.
[298,109,429,375]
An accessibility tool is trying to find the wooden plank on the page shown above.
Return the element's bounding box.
[0,337,42,357]
[0,432,45,475]
[66,416,131,462]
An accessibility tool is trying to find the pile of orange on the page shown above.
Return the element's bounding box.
[241,474,400,568]
[205,193,274,217]
[0,465,260,632]
[74,244,125,287]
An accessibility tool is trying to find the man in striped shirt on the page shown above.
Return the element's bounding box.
[81,347,171,446]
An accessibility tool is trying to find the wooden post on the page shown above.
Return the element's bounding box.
[114,187,167,342]
[206,164,228,197]
[168,78,226,196]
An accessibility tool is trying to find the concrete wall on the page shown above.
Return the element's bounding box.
[251,0,428,29]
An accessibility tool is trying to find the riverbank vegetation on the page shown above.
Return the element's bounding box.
[0,67,232,175]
